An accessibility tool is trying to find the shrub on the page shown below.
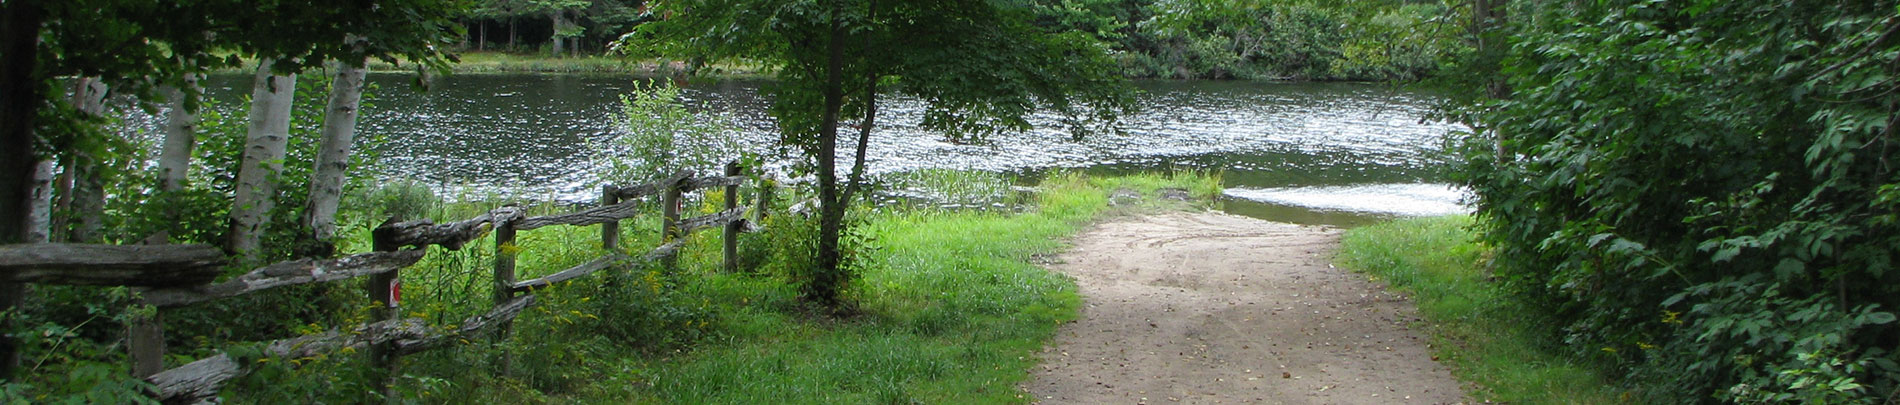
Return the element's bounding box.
[1448,1,1900,401]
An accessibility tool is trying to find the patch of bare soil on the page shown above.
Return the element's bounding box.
[1028,211,1465,404]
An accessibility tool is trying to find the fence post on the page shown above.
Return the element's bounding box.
[723,162,741,273]
[128,312,163,378]
[601,184,619,252]
[661,173,682,271]
[130,236,166,379]
[492,209,518,375]
[756,177,773,225]
[368,229,401,401]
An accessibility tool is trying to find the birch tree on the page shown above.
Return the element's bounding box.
[302,38,370,252]
[226,60,297,260]
[157,74,201,192]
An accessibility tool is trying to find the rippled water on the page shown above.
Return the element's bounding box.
[185,73,1466,226]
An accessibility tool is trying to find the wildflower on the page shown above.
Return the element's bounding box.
[1661,310,1682,324]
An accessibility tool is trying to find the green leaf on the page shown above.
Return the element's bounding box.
[1865,311,1896,325]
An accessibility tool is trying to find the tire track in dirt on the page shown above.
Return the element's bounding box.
[1027,211,1465,404]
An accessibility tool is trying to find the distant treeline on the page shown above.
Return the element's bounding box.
[1042,0,1453,81]
[459,0,1455,81]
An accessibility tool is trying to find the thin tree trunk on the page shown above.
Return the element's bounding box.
[1472,0,1513,160]
[843,74,877,205]
[228,59,297,261]
[158,74,201,192]
[303,53,368,256]
[842,0,879,205]
[479,21,487,51]
[813,6,847,308]
[50,153,73,240]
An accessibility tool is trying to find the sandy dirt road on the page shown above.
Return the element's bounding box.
[1027,211,1465,404]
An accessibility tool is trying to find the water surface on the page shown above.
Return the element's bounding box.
[187,73,1466,226]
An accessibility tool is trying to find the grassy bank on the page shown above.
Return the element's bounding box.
[262,172,1220,403]
[1336,216,1619,404]
[578,172,1215,403]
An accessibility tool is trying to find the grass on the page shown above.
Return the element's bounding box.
[1335,216,1621,404]
[335,171,1221,403]
[565,172,1212,403]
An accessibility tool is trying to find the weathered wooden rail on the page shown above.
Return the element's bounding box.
[0,163,768,403]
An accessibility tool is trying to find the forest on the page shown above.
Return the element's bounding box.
[1,0,1897,403]
[461,0,1453,80]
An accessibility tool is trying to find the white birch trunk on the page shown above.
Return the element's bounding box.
[25,160,52,243]
[63,77,109,243]
[158,74,201,192]
[228,60,297,259]
[303,57,367,245]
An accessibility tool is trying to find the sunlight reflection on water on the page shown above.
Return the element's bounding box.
[154,74,1468,225]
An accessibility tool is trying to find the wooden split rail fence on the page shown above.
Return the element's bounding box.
[0,163,767,403]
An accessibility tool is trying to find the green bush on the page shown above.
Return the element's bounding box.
[757,208,876,311]
[596,79,742,186]
[1448,1,1900,402]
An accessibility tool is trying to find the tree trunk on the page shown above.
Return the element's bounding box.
[843,0,880,204]
[158,74,201,192]
[25,161,52,244]
[0,0,47,382]
[1472,0,1513,160]
[228,60,297,261]
[844,74,878,204]
[812,7,848,308]
[302,56,368,256]
[58,77,109,243]
[550,11,568,55]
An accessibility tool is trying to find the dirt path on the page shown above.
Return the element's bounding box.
[1027,211,1465,404]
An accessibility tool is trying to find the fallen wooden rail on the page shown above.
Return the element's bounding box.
[0,243,225,287]
[372,206,523,251]
[515,202,640,231]
[678,207,748,235]
[148,295,535,403]
[141,250,426,307]
[508,241,684,294]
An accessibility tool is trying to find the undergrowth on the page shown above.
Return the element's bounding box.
[239,171,1217,403]
[1337,216,1619,404]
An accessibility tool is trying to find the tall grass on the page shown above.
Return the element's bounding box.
[1336,216,1620,404]
[240,171,1221,402]
[477,171,1203,403]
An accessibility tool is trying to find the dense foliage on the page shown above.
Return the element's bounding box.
[1449,1,1900,402]
[465,0,646,54]
[1115,0,1452,81]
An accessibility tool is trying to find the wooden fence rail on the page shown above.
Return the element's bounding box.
[0,163,768,403]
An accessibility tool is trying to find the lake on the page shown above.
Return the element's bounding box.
[187,73,1467,227]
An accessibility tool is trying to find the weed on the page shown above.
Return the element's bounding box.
[1337,216,1619,404]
